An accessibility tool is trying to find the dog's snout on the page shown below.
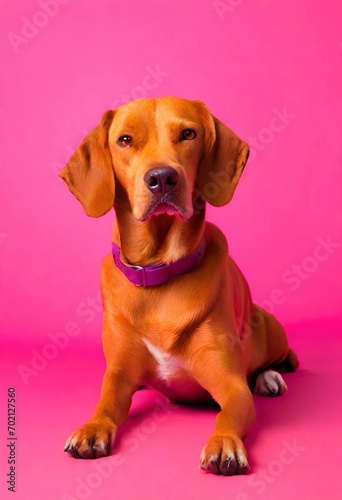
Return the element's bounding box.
[144,167,179,195]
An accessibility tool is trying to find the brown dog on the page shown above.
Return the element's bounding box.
[60,97,298,476]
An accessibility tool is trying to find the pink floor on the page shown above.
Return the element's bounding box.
[1,320,341,500]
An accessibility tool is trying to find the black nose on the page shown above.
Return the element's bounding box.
[144,167,179,195]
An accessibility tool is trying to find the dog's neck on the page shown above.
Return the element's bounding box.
[113,190,206,267]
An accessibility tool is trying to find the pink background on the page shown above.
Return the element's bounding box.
[0,1,341,499]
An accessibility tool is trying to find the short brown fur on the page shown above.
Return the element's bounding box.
[60,97,298,475]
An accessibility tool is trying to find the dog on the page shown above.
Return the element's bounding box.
[60,97,298,476]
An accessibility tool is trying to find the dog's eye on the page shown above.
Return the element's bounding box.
[118,136,132,148]
[180,129,197,141]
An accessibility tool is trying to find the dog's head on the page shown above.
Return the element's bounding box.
[59,97,249,220]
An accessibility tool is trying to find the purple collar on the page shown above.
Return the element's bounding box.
[112,237,206,287]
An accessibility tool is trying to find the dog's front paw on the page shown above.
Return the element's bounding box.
[64,421,114,459]
[200,434,249,476]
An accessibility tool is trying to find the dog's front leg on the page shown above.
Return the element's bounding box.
[200,380,255,475]
[64,368,136,459]
[64,311,144,460]
[192,347,256,475]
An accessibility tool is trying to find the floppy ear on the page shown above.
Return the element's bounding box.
[196,115,250,206]
[59,110,115,217]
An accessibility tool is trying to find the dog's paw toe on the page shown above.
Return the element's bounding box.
[200,435,249,476]
[64,422,113,459]
[254,370,288,397]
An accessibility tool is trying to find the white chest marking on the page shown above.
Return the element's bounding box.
[142,338,183,381]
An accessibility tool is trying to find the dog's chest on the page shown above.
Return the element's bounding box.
[143,338,182,379]
[142,338,209,401]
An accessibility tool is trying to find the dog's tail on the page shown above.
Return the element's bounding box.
[276,348,299,372]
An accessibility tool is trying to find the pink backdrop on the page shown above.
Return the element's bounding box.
[1,1,341,499]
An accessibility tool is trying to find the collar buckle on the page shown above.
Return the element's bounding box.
[112,237,206,287]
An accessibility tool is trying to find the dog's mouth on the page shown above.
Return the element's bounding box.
[140,200,188,222]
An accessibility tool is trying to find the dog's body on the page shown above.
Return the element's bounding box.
[60,97,298,475]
